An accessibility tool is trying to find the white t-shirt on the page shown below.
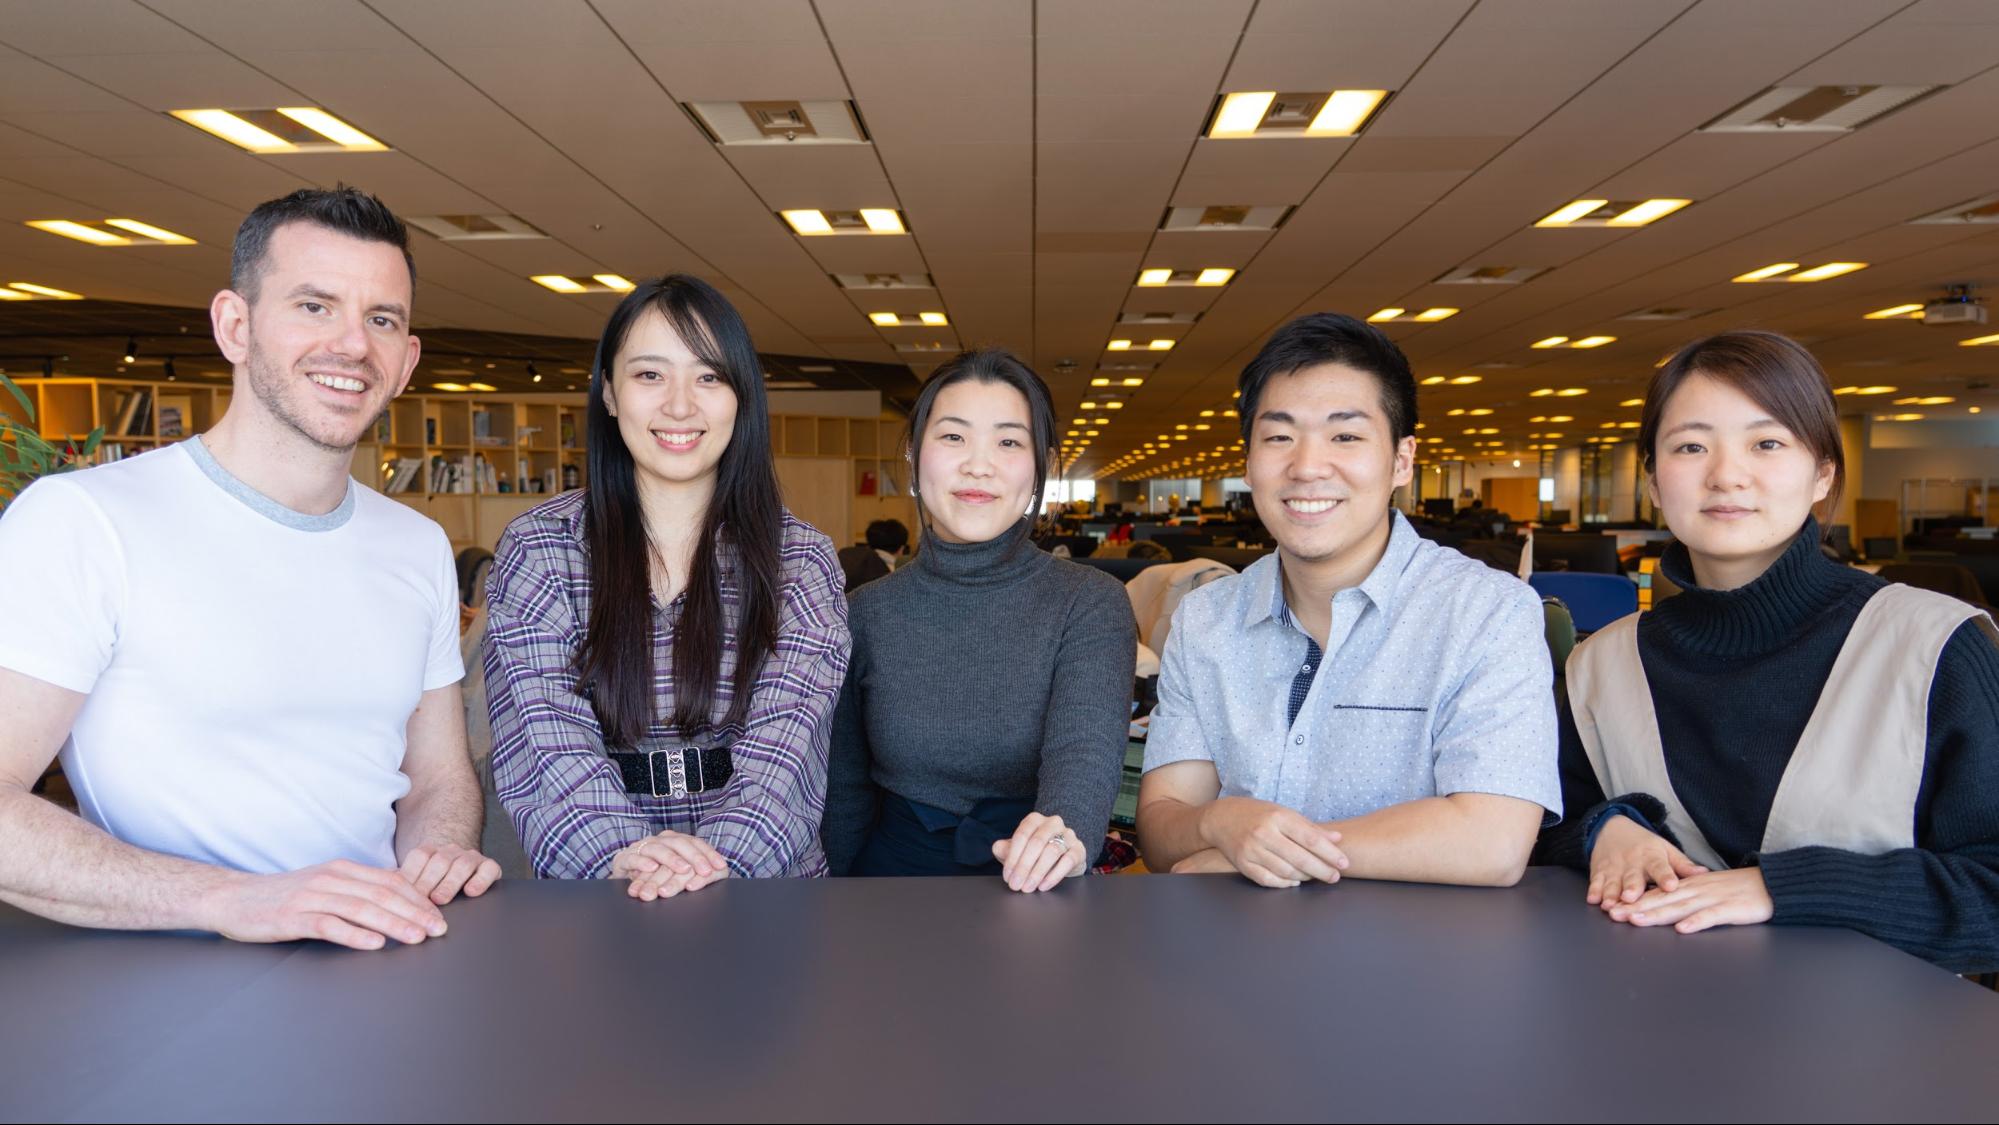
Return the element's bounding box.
[0,439,463,874]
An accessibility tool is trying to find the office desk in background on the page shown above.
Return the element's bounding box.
[4,871,1997,1123]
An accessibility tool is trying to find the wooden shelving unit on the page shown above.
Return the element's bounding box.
[9,379,915,551]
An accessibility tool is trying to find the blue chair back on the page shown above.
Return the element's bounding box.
[1528,572,1638,634]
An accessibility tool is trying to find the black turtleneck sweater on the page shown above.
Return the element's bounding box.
[820,519,1137,875]
[1536,520,1999,971]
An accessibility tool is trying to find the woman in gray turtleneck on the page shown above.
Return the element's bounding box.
[820,349,1136,891]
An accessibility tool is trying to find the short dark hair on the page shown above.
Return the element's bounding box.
[904,348,1057,532]
[865,518,910,554]
[231,185,415,301]
[1639,330,1845,522]
[1236,312,1419,442]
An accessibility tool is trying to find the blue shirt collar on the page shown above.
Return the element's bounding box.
[1246,508,1418,629]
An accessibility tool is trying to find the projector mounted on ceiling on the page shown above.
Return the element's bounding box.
[1923,286,1988,327]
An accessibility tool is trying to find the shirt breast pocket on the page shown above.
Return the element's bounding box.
[1321,704,1436,805]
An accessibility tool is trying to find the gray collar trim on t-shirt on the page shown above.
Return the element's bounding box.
[182,435,356,532]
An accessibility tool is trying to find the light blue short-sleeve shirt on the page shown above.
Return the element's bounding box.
[1142,511,1561,822]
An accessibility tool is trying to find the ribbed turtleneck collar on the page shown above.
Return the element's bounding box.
[1652,517,1863,658]
[913,517,1048,588]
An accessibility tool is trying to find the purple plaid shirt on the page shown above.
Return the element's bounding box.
[484,490,851,879]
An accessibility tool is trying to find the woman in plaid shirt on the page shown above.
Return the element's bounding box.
[484,276,851,898]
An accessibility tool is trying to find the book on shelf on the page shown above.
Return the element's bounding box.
[472,409,491,440]
[123,388,153,436]
[109,389,143,436]
[559,414,576,448]
[158,406,184,438]
[424,417,438,445]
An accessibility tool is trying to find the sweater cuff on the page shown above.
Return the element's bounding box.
[1753,846,1873,928]
[1582,793,1672,855]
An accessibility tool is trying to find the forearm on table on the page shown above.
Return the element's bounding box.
[1136,796,1215,872]
[0,784,243,931]
[393,763,485,858]
[1328,794,1536,886]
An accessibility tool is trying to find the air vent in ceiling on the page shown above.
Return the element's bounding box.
[1910,191,1999,225]
[832,272,933,289]
[684,100,869,145]
[1620,307,1715,321]
[1700,85,1940,133]
[1118,311,1202,324]
[1097,362,1157,373]
[894,341,953,353]
[407,214,546,242]
[1434,264,1547,286]
[1160,205,1292,231]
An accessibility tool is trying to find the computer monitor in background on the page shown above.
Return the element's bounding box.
[1544,509,1573,526]
[1421,498,1456,519]
[1532,532,1622,575]
[1863,536,1898,561]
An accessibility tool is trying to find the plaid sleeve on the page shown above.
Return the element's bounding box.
[695,523,852,878]
[483,511,655,879]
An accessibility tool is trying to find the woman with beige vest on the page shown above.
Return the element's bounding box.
[1535,331,1999,972]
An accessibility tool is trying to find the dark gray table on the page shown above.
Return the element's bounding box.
[5,869,1997,1123]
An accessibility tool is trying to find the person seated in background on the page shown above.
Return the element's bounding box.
[838,518,910,593]
[1137,312,1559,888]
[1535,331,1999,972]
[0,187,499,950]
[484,275,849,900]
[821,349,1135,892]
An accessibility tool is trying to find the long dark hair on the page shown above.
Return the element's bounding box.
[1639,330,1845,526]
[904,348,1057,534]
[577,275,784,747]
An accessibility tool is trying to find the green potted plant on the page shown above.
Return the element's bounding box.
[1,370,102,513]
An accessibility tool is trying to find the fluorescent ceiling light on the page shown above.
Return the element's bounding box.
[1789,262,1867,282]
[27,220,127,245]
[1195,268,1235,286]
[170,109,295,152]
[1137,268,1172,287]
[530,275,586,293]
[105,218,195,244]
[592,274,634,292]
[781,209,834,235]
[433,383,469,392]
[7,282,83,299]
[1864,304,1924,319]
[1147,339,1174,351]
[860,209,904,234]
[1536,200,1608,227]
[1606,199,1691,226]
[1531,336,1570,348]
[1308,90,1389,136]
[1108,340,1132,351]
[275,107,386,149]
[869,312,900,326]
[1960,333,1999,346]
[1733,263,1799,282]
[1420,376,1446,385]
[919,311,948,326]
[1413,307,1457,322]
[1572,336,1616,348]
[1121,377,1145,386]
[1209,91,1276,138]
[1448,375,1481,385]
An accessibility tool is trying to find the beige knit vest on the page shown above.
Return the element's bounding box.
[1566,583,1987,870]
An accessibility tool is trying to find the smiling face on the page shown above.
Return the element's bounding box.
[916,378,1042,544]
[1647,372,1835,590]
[603,307,738,500]
[221,221,420,453]
[1244,362,1415,584]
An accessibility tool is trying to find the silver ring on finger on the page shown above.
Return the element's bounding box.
[1048,833,1068,850]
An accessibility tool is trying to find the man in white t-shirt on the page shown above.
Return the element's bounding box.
[0,187,500,950]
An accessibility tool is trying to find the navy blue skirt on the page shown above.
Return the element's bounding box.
[850,792,1035,877]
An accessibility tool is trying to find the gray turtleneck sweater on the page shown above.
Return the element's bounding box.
[820,519,1137,875]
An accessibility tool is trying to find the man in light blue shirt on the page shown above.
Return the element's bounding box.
[1138,312,1559,887]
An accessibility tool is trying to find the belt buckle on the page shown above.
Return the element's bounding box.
[647,748,691,799]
